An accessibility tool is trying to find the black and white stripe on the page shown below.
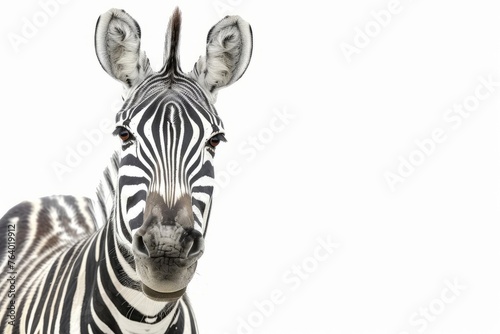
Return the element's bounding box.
[0,7,252,334]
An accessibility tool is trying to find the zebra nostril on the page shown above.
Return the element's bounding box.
[186,230,204,257]
[133,234,150,257]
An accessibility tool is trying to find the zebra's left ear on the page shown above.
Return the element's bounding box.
[189,15,253,102]
[95,9,152,93]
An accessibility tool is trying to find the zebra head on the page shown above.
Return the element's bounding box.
[95,8,252,301]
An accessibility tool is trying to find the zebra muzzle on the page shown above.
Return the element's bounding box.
[130,193,205,300]
[132,227,204,263]
[132,221,204,301]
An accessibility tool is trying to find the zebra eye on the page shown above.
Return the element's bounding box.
[113,127,133,142]
[119,129,130,142]
[209,137,220,148]
[208,133,226,149]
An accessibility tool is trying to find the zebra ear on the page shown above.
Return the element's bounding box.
[95,9,152,91]
[189,15,253,102]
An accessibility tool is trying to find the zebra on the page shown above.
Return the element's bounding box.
[0,7,252,334]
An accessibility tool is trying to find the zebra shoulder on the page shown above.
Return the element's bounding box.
[0,195,98,264]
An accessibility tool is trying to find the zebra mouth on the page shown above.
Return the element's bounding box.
[141,283,187,302]
[132,221,205,301]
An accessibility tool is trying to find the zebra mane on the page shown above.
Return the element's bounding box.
[161,7,182,75]
[94,151,120,228]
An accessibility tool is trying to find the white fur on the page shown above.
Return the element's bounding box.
[189,15,253,102]
[95,9,152,95]
[96,9,252,103]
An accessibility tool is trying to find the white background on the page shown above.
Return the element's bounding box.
[1,0,500,333]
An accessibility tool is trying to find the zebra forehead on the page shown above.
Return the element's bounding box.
[116,83,222,129]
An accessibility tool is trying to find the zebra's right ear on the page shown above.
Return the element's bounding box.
[95,9,152,92]
[189,15,253,103]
